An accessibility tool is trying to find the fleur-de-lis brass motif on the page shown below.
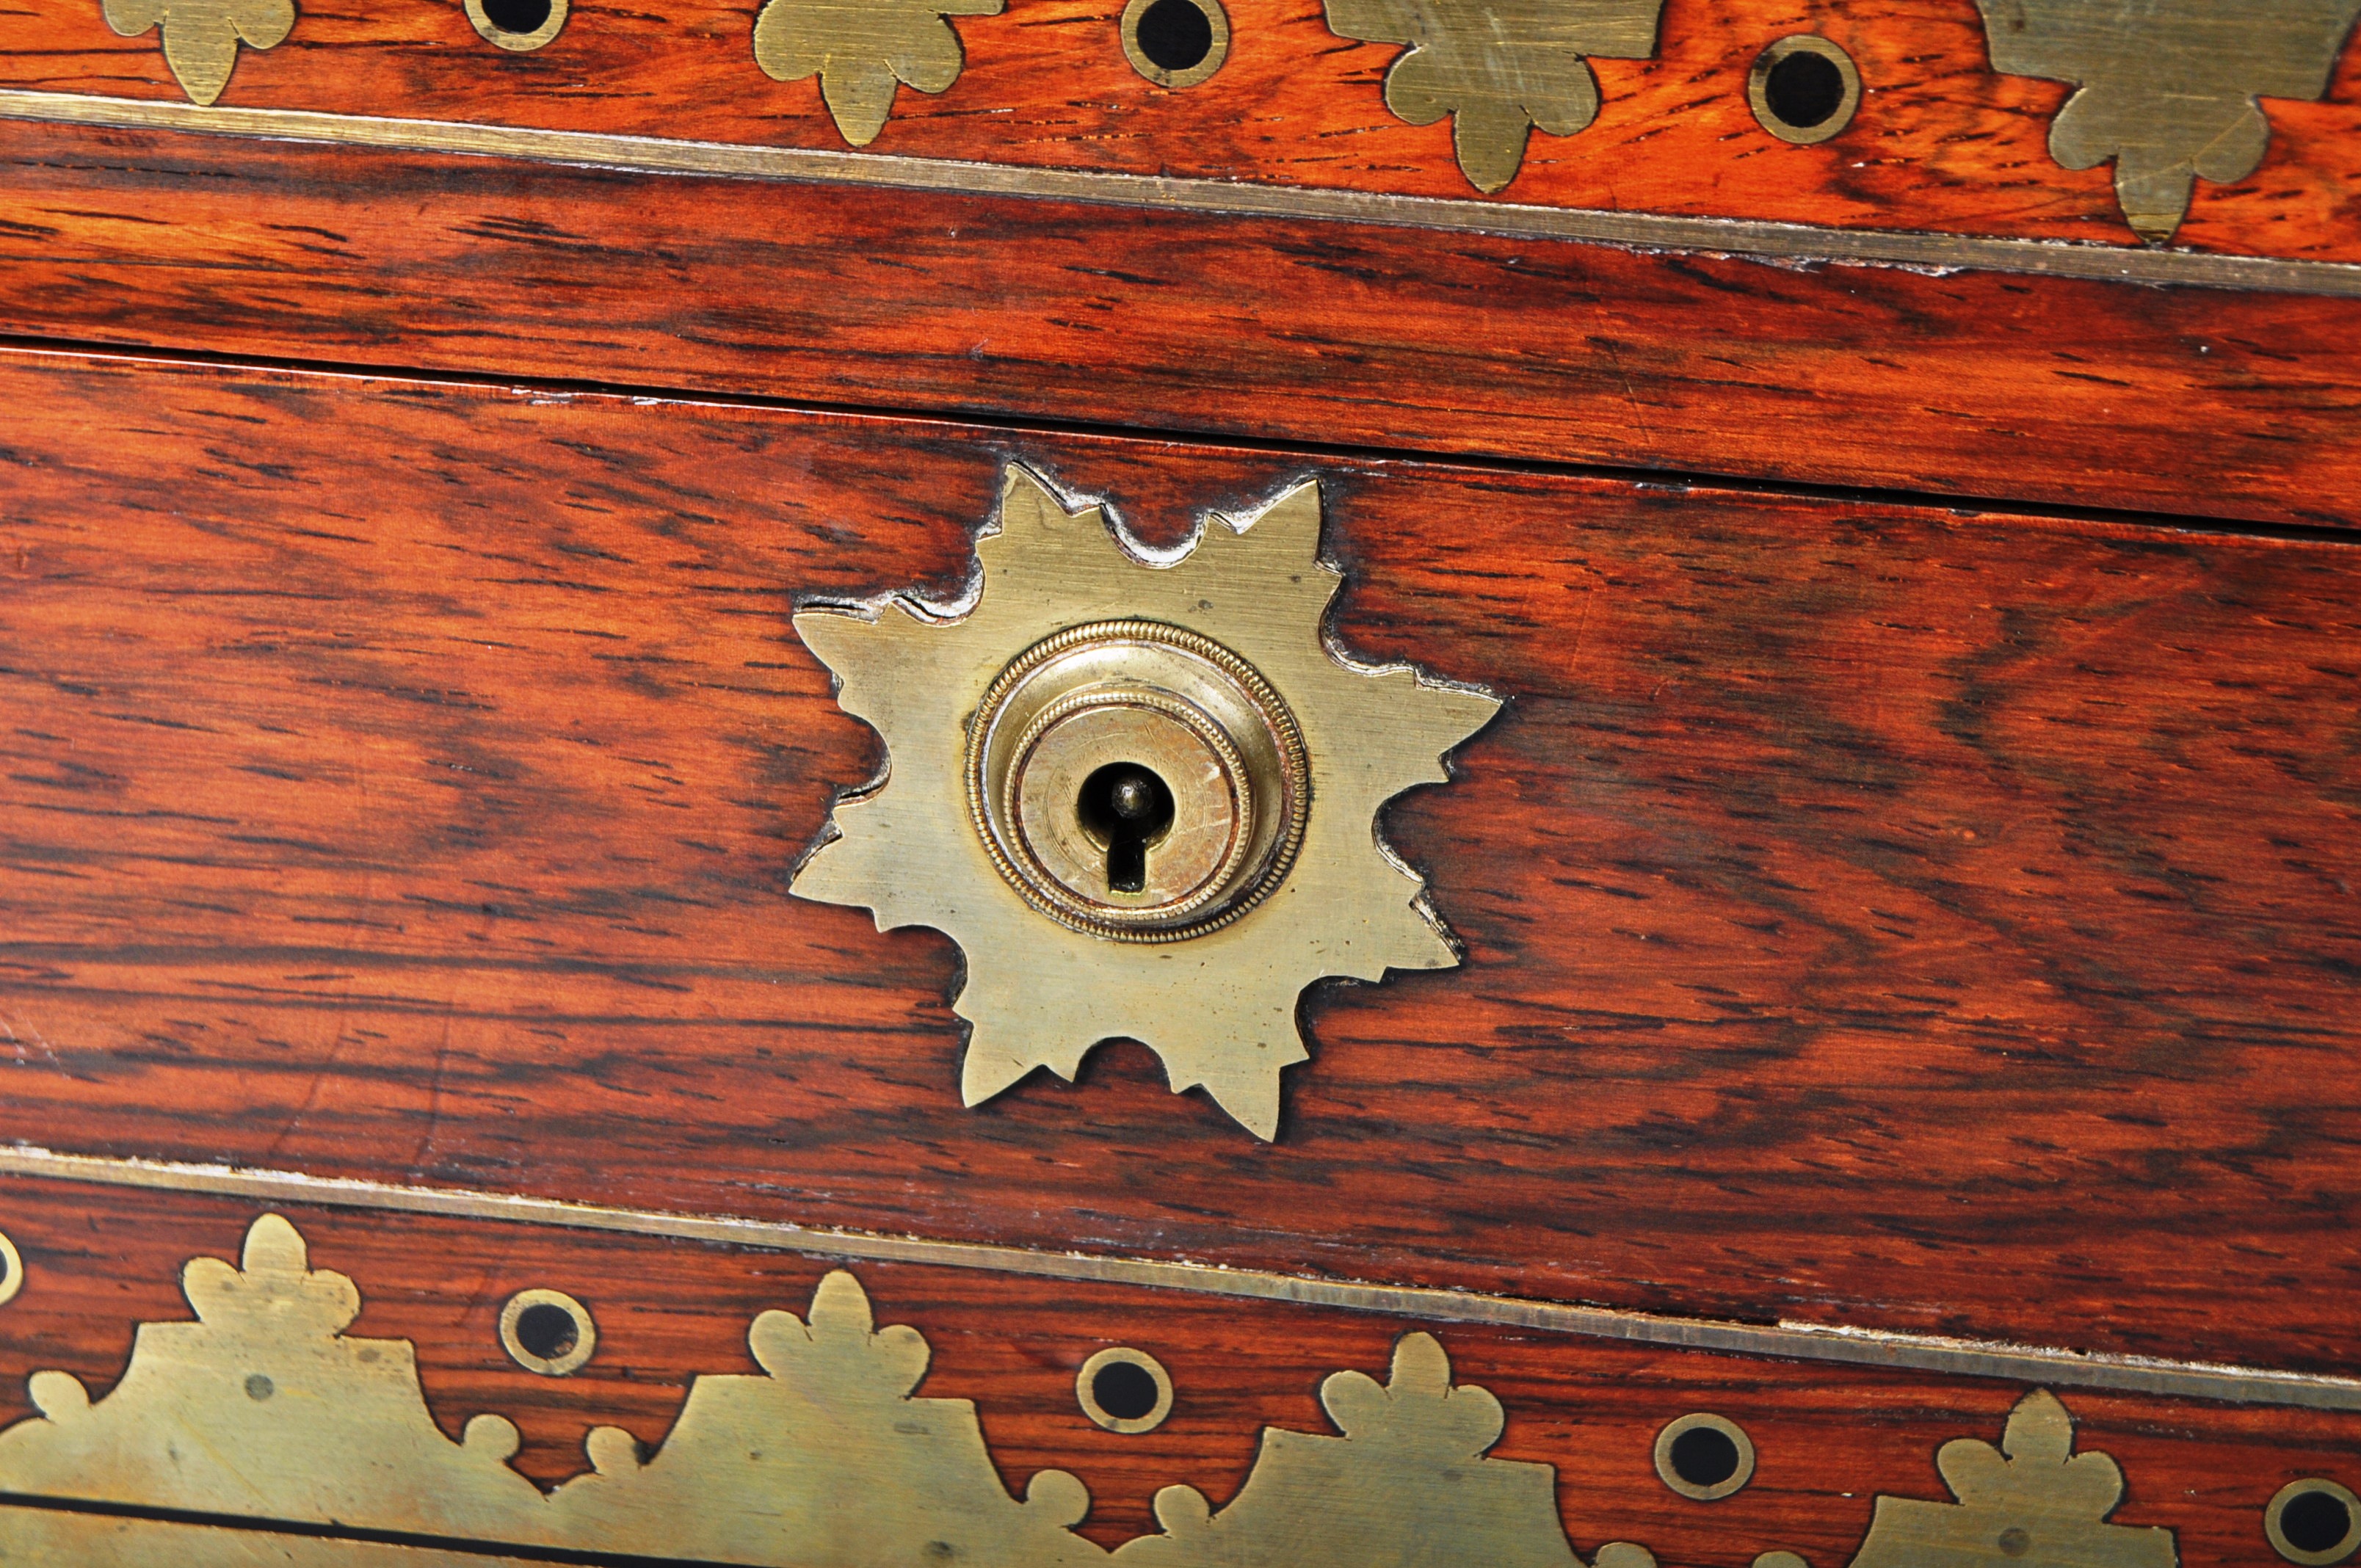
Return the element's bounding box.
[550,1269,1099,1566]
[0,1213,1647,1566]
[1974,0,2361,244]
[1116,1332,1655,1568]
[1321,0,1666,193]
[100,0,294,106]
[0,1214,1100,1565]
[0,1213,548,1534]
[752,0,1003,147]
[1850,1390,2177,1567]
[0,1214,2213,1568]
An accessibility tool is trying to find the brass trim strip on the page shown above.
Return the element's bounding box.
[4,88,2361,299]
[1,1142,2355,1412]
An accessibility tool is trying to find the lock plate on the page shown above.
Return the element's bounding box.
[966,620,1310,940]
[791,465,1500,1138]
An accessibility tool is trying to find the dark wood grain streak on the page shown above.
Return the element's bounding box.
[2,347,2359,1380]
[0,1177,2352,1565]
[2,122,2360,529]
[1,0,2358,261]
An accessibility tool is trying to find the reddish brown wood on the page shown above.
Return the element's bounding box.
[2,122,2360,529]
[0,1176,2351,1565]
[1,0,2357,259]
[2,346,2359,1378]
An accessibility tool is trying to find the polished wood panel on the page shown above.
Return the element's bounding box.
[1,0,2357,259]
[3,122,2360,529]
[0,1176,2351,1564]
[4,346,2358,1375]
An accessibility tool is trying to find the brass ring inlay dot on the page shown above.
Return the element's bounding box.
[498,1288,595,1376]
[2270,1479,2361,1565]
[967,619,1309,943]
[0,1230,23,1307]
[1077,1346,1174,1434]
[464,0,567,52]
[1748,35,1862,145]
[1654,1412,1756,1501]
[1120,0,1229,89]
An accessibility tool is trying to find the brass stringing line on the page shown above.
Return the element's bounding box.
[3,89,2361,299]
[2,1143,2357,1412]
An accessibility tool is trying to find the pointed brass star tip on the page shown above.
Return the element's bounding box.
[791,463,1499,1138]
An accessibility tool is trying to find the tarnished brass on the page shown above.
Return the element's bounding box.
[1850,1390,2177,1567]
[1124,1332,1655,1568]
[463,0,566,53]
[2267,1478,2361,1566]
[1974,0,2361,244]
[545,1268,1100,1565]
[0,1211,1672,1566]
[968,619,1309,940]
[0,1213,1099,1564]
[0,1215,2209,1567]
[1321,0,1664,192]
[497,1287,595,1376]
[791,467,1499,1139]
[1077,1346,1174,1434]
[0,1511,543,1567]
[1653,1411,1756,1501]
[101,0,293,106]
[752,0,1002,147]
[0,1213,554,1538]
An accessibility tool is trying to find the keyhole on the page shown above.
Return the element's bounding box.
[1078,764,1175,893]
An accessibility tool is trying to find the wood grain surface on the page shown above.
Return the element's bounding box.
[3,345,2358,1378]
[2,0,2358,260]
[0,1176,2352,1565]
[4,120,2361,531]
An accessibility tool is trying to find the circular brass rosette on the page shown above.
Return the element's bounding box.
[791,466,1500,1139]
[965,620,1310,942]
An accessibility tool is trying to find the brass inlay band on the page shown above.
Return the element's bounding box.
[2,89,2359,299]
[1,1142,2357,1413]
[0,1214,2177,1566]
[0,1219,1110,1566]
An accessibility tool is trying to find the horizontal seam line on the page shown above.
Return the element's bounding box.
[0,333,2353,548]
[2,1142,2357,1411]
[0,1490,715,1567]
[3,88,2360,299]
